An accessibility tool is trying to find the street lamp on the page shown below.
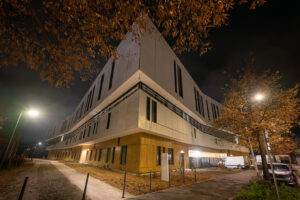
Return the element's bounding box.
[38,141,42,146]
[254,93,264,102]
[0,109,40,170]
[253,93,280,200]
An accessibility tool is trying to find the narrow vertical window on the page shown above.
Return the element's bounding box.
[94,149,98,161]
[97,74,104,100]
[106,147,111,163]
[146,97,150,120]
[106,113,111,129]
[157,146,161,165]
[89,86,95,109]
[112,147,115,163]
[152,100,157,123]
[98,149,102,161]
[177,67,183,98]
[216,106,220,117]
[168,148,174,164]
[89,150,93,160]
[87,125,91,137]
[108,61,115,90]
[174,61,177,93]
[200,95,205,117]
[194,87,199,112]
[93,122,97,135]
[206,100,211,120]
[194,128,196,138]
[120,146,127,165]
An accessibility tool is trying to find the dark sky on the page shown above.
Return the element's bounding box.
[0,0,299,147]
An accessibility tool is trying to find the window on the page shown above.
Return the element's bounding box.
[106,148,111,163]
[168,148,174,164]
[97,74,104,100]
[89,86,95,109]
[117,138,120,146]
[87,125,91,137]
[152,101,157,123]
[206,100,211,120]
[106,113,111,129]
[216,105,220,117]
[157,146,161,165]
[120,146,127,165]
[194,128,196,138]
[89,150,93,160]
[177,67,183,98]
[93,122,98,135]
[146,97,150,120]
[108,61,115,90]
[194,87,199,112]
[174,61,177,93]
[163,147,165,153]
[112,147,115,163]
[94,149,98,161]
[79,103,84,119]
[98,149,102,161]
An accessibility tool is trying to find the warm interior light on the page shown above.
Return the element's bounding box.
[27,109,39,117]
[254,93,264,101]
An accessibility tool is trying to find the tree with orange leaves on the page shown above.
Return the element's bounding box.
[0,0,266,87]
[213,62,300,180]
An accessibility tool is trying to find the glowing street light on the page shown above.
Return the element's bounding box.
[38,142,42,146]
[254,93,264,102]
[27,109,39,117]
[0,108,41,169]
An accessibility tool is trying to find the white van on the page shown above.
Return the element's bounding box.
[225,156,249,169]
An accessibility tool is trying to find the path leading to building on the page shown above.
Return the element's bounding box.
[127,170,257,200]
[0,159,124,200]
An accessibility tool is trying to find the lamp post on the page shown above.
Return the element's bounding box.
[0,109,40,170]
[253,93,280,200]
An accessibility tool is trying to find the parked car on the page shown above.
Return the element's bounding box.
[267,163,298,185]
[224,156,249,169]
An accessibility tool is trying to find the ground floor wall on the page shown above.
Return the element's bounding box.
[47,132,248,173]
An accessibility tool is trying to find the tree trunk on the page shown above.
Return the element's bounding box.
[257,130,270,180]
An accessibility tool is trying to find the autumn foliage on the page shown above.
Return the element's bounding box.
[0,0,266,87]
[213,63,299,157]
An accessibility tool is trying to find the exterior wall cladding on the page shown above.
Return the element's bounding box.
[46,18,249,173]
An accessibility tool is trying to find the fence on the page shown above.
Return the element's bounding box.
[18,167,211,199]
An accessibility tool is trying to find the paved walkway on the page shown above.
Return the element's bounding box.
[0,159,124,200]
[127,170,257,200]
[51,160,125,200]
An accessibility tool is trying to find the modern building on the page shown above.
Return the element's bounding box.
[46,18,249,173]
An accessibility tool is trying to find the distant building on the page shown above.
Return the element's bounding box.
[45,18,248,173]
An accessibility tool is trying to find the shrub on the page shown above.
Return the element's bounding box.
[236,180,300,200]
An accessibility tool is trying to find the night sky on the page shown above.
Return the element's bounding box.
[0,0,299,147]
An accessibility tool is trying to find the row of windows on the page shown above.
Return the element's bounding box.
[86,145,127,165]
[157,146,174,165]
[63,112,112,145]
[174,61,183,98]
[58,60,116,135]
[146,97,157,123]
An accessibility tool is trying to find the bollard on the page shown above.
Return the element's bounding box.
[149,170,152,192]
[194,168,197,182]
[122,170,127,198]
[183,168,185,184]
[82,173,89,200]
[168,169,171,187]
[18,176,28,200]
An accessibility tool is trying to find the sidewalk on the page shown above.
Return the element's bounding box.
[127,170,257,200]
[51,160,126,200]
